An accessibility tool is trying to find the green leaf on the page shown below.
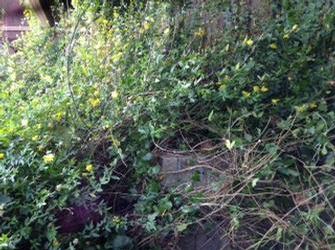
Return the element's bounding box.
[278,167,300,177]
[276,227,283,241]
[321,145,328,156]
[0,234,9,248]
[158,197,173,213]
[244,133,252,142]
[112,235,133,250]
[148,181,161,193]
[192,170,201,182]
[265,143,279,155]
[148,166,160,176]
[0,195,11,206]
[177,223,188,232]
[142,153,153,161]
[145,213,158,232]
[208,110,214,122]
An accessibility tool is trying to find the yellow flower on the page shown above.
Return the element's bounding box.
[295,105,307,113]
[243,38,254,47]
[113,11,120,19]
[235,63,241,70]
[283,34,290,40]
[111,90,119,99]
[272,99,280,105]
[242,91,251,98]
[72,0,79,8]
[219,84,227,91]
[111,52,123,63]
[140,18,153,34]
[43,153,55,164]
[85,164,94,173]
[194,27,206,38]
[292,24,299,32]
[55,112,64,122]
[163,28,170,35]
[253,86,260,93]
[32,135,39,141]
[309,102,318,109]
[89,98,101,108]
[0,153,5,160]
[97,17,109,26]
[270,43,278,50]
[260,86,269,93]
[142,21,152,32]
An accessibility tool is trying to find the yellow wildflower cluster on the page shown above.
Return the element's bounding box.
[32,135,39,142]
[89,98,101,108]
[260,86,269,93]
[113,11,120,19]
[253,86,260,93]
[194,27,206,38]
[292,24,299,32]
[309,102,318,109]
[97,17,110,27]
[111,52,123,63]
[283,24,299,40]
[0,153,5,160]
[243,37,254,47]
[253,85,269,93]
[242,91,251,98]
[55,112,64,122]
[142,22,152,32]
[140,17,154,34]
[271,99,280,105]
[270,43,278,50]
[296,102,318,112]
[85,164,94,173]
[43,153,55,164]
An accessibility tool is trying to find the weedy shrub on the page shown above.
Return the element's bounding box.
[0,0,334,249]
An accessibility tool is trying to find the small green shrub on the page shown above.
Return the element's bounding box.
[0,0,334,249]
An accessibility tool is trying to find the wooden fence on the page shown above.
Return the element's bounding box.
[0,0,53,43]
[0,0,28,42]
[172,0,272,47]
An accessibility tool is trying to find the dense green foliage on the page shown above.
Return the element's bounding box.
[0,0,335,249]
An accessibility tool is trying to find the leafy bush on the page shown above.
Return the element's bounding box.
[0,0,334,249]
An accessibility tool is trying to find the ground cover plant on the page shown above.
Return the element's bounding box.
[0,0,335,249]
